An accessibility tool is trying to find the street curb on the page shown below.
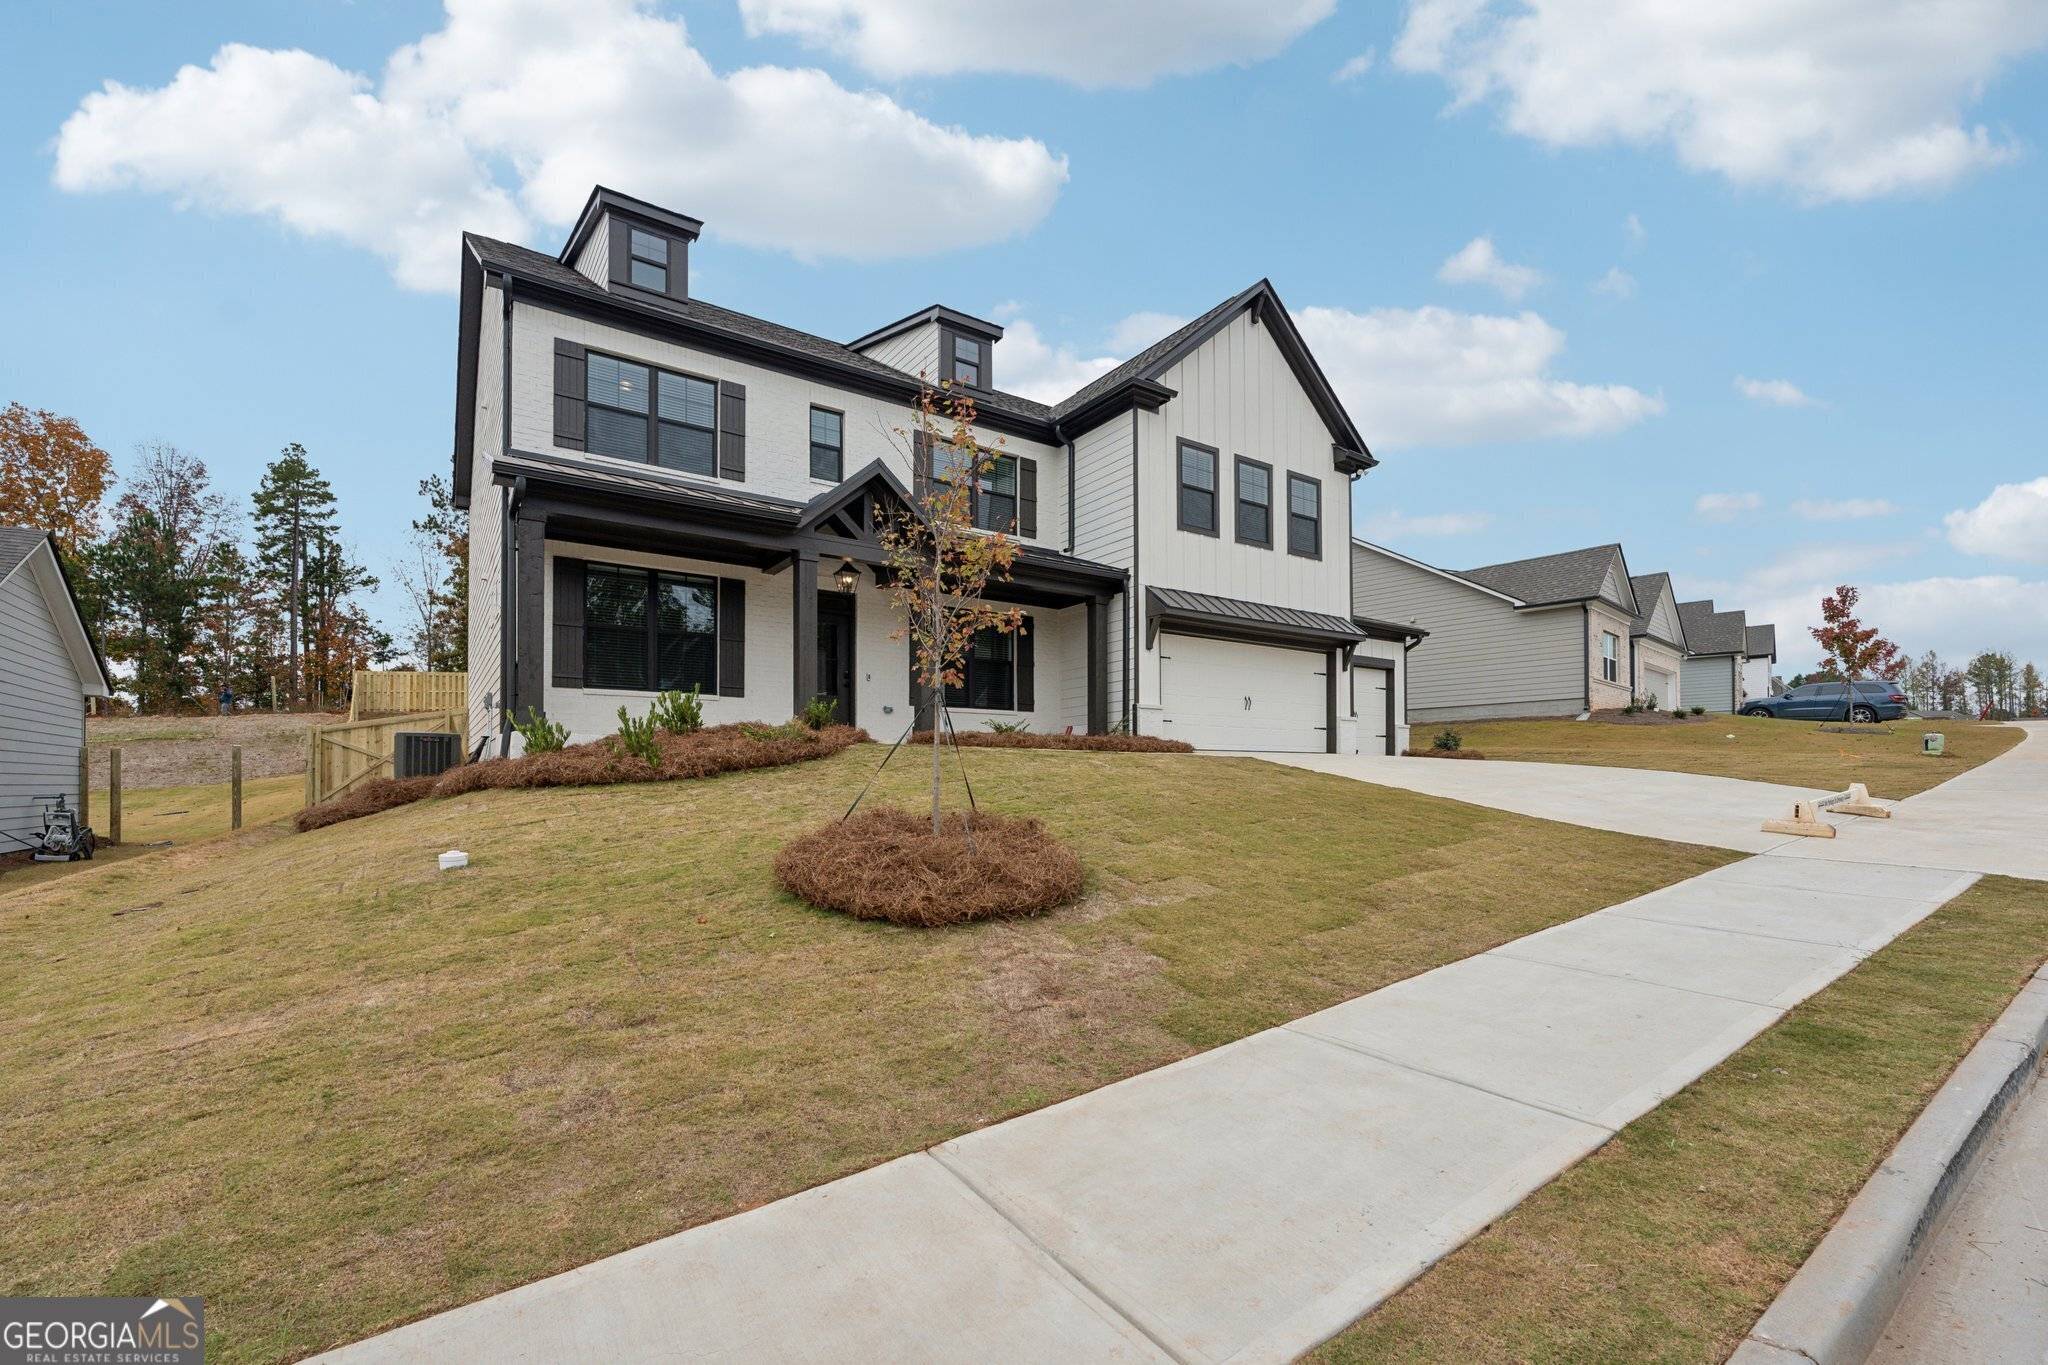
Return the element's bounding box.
[1728,962,2048,1365]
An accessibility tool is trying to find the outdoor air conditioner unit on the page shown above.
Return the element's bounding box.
[394,730,462,780]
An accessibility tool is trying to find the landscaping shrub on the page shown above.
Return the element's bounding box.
[613,706,662,767]
[649,687,704,736]
[508,706,568,753]
[798,696,840,731]
[1406,746,1487,760]
[774,805,1083,926]
[1431,727,1464,752]
[1690,705,1706,715]
[984,718,1031,735]
[294,724,869,831]
[907,730,1193,753]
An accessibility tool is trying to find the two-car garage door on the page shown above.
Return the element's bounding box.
[1157,634,1327,751]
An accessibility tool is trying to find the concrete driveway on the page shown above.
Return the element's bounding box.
[1255,751,1825,853]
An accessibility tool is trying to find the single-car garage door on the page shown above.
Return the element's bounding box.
[1643,666,1676,709]
[1158,634,1327,751]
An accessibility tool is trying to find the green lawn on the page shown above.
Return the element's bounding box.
[1443,715,2021,798]
[1314,873,2048,1364]
[0,746,1732,1362]
[0,776,304,893]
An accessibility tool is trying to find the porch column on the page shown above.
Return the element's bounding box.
[1086,595,1110,734]
[792,549,819,717]
[511,512,547,720]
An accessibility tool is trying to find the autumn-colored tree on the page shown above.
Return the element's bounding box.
[878,385,1024,834]
[1809,584,1906,722]
[0,402,113,558]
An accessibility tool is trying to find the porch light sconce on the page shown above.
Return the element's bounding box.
[833,558,861,594]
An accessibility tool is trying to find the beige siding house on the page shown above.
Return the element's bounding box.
[1353,542,1654,723]
[1627,572,1688,710]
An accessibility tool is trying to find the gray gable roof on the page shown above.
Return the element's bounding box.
[1459,544,1631,609]
[1745,623,1777,660]
[1678,600,1748,656]
[0,526,44,580]
[0,526,113,693]
[1627,571,1682,643]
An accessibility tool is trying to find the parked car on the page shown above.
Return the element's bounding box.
[1741,680,1907,722]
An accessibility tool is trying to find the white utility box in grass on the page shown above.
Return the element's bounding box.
[438,850,470,871]
[1923,733,1945,756]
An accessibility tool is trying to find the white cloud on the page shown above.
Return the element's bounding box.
[1623,212,1646,249]
[1333,49,1377,83]
[1944,476,2048,563]
[993,321,1123,404]
[739,0,1334,88]
[1105,311,1190,355]
[1736,376,1822,408]
[1592,266,1637,298]
[54,0,1069,291]
[1695,491,1763,522]
[1436,235,1544,300]
[1295,304,1663,448]
[1790,497,1899,521]
[1362,509,1494,539]
[1392,1,2048,201]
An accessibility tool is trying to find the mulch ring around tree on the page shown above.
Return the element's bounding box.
[774,805,1084,927]
[294,724,870,832]
[907,731,1193,753]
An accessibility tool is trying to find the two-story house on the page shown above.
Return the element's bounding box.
[454,187,1393,756]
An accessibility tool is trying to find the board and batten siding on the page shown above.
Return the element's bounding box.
[1682,655,1737,713]
[466,283,507,745]
[1069,413,1135,726]
[507,300,1067,546]
[1353,548,1585,721]
[0,562,86,848]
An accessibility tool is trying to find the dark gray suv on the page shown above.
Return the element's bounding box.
[1742,679,1908,722]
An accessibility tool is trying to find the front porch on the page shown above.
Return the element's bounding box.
[493,451,1123,743]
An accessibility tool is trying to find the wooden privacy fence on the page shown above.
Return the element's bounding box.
[351,670,468,721]
[306,711,468,806]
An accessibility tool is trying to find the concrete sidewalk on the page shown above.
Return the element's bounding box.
[313,855,1977,1365]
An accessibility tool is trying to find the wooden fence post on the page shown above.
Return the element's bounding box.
[231,747,244,831]
[305,726,319,808]
[108,748,122,846]
[78,747,90,830]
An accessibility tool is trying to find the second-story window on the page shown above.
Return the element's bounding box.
[1177,440,1217,535]
[628,228,669,292]
[931,444,1018,531]
[585,352,716,477]
[950,334,984,388]
[1287,474,1322,558]
[809,407,843,481]
[1235,457,1271,547]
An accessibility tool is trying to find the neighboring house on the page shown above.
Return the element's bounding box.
[1627,571,1688,710]
[1351,541,1643,722]
[0,528,112,850]
[1742,623,1779,701]
[1677,600,1750,713]
[454,186,1387,756]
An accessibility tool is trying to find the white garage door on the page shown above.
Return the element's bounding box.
[1644,666,1676,709]
[1158,634,1326,751]
[1358,667,1390,754]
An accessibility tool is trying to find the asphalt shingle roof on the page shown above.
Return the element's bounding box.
[1458,544,1627,607]
[0,526,44,579]
[1628,571,1672,636]
[1678,600,1748,655]
[1049,285,1258,422]
[1746,623,1777,659]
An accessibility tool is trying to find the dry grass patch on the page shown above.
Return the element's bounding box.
[909,730,1194,753]
[1313,874,2048,1364]
[775,806,1083,925]
[0,747,1733,1361]
[1451,715,2020,798]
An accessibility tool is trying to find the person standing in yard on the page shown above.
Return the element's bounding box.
[219,682,232,714]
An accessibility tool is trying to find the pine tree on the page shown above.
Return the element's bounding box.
[396,476,468,671]
[250,444,339,707]
[2022,662,2043,718]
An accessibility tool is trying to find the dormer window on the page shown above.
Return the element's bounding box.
[628,228,669,292]
[950,334,984,388]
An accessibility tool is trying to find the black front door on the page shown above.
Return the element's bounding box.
[815,592,855,726]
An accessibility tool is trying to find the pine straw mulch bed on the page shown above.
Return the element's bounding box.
[294,724,870,832]
[774,806,1084,927]
[1404,747,1488,760]
[908,730,1194,753]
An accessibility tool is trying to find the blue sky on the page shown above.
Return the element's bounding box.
[5,0,2046,673]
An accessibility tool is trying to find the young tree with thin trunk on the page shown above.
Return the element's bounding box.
[251,443,339,707]
[1809,584,1904,724]
[0,402,112,560]
[878,385,1023,835]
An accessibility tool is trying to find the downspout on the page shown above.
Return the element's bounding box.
[497,271,517,755]
[1126,408,1140,732]
[1582,605,1592,714]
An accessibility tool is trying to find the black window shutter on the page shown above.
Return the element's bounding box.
[551,558,585,687]
[717,577,745,696]
[1018,458,1038,538]
[606,216,631,289]
[718,381,746,481]
[553,339,587,450]
[1016,618,1035,712]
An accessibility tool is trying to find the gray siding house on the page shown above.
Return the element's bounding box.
[1742,623,1779,702]
[1678,600,1749,713]
[0,528,112,850]
[1352,541,1643,722]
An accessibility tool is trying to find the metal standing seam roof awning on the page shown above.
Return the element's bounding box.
[1146,586,1373,653]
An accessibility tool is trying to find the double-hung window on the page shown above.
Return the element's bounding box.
[1286,474,1322,558]
[1177,441,1218,535]
[945,627,1016,710]
[583,563,718,693]
[931,444,1018,531]
[949,334,984,388]
[809,407,843,482]
[1601,631,1620,683]
[627,228,669,292]
[1234,457,1272,547]
[585,353,717,476]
